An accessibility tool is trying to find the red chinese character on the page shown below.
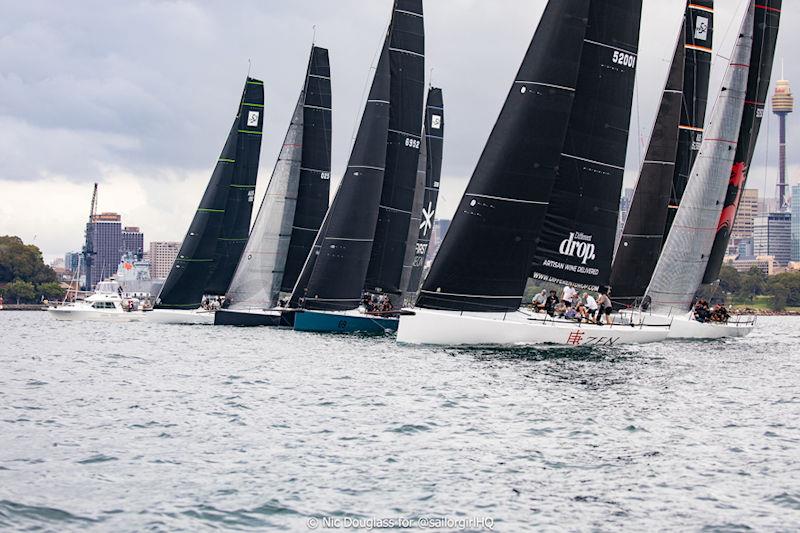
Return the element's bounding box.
[567,330,585,346]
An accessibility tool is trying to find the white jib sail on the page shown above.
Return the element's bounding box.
[226,93,305,310]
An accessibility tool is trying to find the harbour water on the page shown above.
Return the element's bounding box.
[1,312,799,531]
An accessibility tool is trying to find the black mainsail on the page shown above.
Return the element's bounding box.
[530,0,643,291]
[663,1,714,240]
[417,0,591,312]
[401,87,444,301]
[289,44,391,311]
[281,47,333,293]
[364,0,426,299]
[158,77,264,309]
[703,0,782,283]
[608,27,685,306]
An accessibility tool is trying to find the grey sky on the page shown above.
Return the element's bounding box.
[0,0,796,260]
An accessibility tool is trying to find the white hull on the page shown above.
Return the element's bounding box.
[667,313,754,339]
[47,306,214,325]
[397,308,669,347]
[618,310,755,339]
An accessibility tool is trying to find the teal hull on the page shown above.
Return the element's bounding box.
[293,310,398,334]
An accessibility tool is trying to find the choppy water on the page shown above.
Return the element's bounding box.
[0,312,799,531]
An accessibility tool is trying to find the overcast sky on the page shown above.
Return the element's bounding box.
[0,0,797,261]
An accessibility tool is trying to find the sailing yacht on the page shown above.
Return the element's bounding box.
[289,0,428,334]
[398,0,670,347]
[49,77,265,325]
[626,0,781,339]
[214,46,332,327]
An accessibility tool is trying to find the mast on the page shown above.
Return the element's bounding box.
[703,0,782,283]
[288,43,391,311]
[363,0,426,301]
[609,25,685,307]
[225,47,331,310]
[401,87,444,303]
[417,0,591,312]
[530,0,643,291]
[644,4,754,314]
[663,1,714,241]
[157,78,265,310]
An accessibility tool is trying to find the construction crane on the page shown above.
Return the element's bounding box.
[81,183,98,291]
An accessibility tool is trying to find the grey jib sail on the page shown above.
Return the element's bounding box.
[363,0,426,298]
[400,87,444,303]
[158,77,265,310]
[288,43,391,311]
[644,4,754,314]
[417,0,591,312]
[225,47,331,311]
[608,25,686,307]
[663,1,714,242]
[530,0,643,291]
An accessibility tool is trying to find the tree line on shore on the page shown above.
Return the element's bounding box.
[709,265,800,311]
[0,236,66,304]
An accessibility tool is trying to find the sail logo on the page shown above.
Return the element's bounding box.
[431,115,442,130]
[695,16,709,41]
[247,111,260,127]
[420,202,435,236]
[558,232,596,265]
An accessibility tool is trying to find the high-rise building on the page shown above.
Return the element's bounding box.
[89,212,122,287]
[792,184,800,261]
[122,226,145,258]
[732,189,759,240]
[754,212,792,266]
[64,251,81,273]
[772,78,794,210]
[148,241,181,279]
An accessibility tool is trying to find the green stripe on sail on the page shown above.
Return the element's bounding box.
[197,208,225,213]
[246,80,264,86]
[218,158,236,163]
[238,129,263,135]
[242,102,264,108]
[229,184,256,189]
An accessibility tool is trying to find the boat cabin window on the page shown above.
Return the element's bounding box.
[91,302,116,309]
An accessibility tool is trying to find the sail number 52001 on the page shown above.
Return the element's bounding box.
[612,50,636,68]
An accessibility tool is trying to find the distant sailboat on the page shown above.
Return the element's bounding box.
[290,0,426,335]
[400,87,444,305]
[215,47,332,327]
[400,0,669,347]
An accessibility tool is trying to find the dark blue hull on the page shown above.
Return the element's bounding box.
[293,310,398,334]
